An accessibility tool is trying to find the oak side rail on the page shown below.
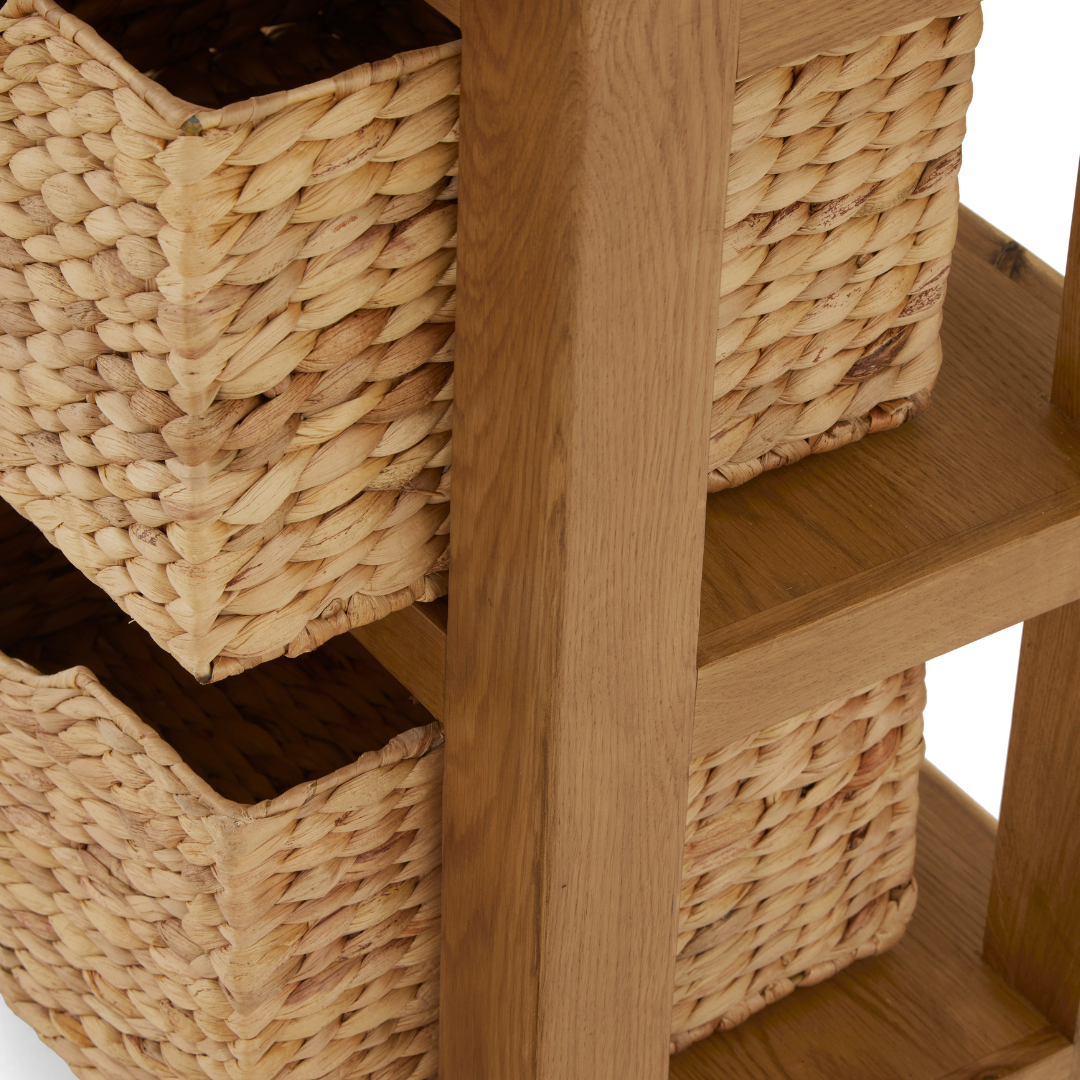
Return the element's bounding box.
[422,0,973,78]
[438,1,740,1078]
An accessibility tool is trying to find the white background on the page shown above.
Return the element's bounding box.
[4,2,1080,1073]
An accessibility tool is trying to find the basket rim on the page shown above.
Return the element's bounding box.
[0,647,444,821]
[1,0,462,134]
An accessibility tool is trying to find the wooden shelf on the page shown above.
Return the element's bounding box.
[356,207,1080,759]
[353,592,447,720]
[424,0,969,81]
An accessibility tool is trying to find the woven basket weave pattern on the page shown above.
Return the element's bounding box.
[709,3,980,489]
[0,512,925,1074]
[0,0,462,683]
[0,0,980,680]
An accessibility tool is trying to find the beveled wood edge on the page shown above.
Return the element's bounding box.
[419,0,461,24]
[692,486,1080,756]
[1009,1047,1076,1080]
[932,1029,1071,1080]
[1052,160,1080,418]
[351,599,447,719]
[417,0,977,79]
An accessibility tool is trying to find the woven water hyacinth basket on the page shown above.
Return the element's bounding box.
[0,0,981,681]
[0,507,926,1074]
[709,2,980,489]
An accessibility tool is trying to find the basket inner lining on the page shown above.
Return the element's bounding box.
[67,0,461,109]
[0,506,433,805]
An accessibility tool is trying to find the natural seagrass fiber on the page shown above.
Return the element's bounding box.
[0,0,981,678]
[709,2,982,489]
[0,511,446,1080]
[672,664,924,1050]
[0,508,925,1071]
[0,0,460,680]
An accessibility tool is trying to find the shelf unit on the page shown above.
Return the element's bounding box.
[1,0,1073,1077]
[352,0,1080,1075]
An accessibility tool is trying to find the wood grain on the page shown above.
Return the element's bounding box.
[986,601,1080,1040]
[738,0,979,78]
[668,764,1070,1079]
[693,487,1080,754]
[958,205,1064,317]
[692,205,1080,753]
[351,599,446,718]
[936,1033,1073,1080]
[418,0,461,24]
[439,0,738,1077]
[1052,164,1080,419]
[422,0,966,79]
[1019,1040,1078,1080]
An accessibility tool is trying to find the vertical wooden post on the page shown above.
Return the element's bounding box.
[1051,162,1080,418]
[439,1,739,1077]
[1073,1009,1080,1080]
[986,601,1080,1039]
[986,162,1080,1041]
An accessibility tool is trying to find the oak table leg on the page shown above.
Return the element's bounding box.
[1051,163,1080,416]
[438,1,740,1077]
[985,600,1080,1038]
[986,159,1080,1040]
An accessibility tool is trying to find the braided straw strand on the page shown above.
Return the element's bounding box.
[709,3,981,489]
[0,0,459,679]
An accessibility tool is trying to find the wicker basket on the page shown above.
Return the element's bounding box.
[0,0,981,681]
[0,505,925,1072]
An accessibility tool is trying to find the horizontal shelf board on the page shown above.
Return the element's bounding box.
[692,206,1080,753]
[736,0,974,79]
[352,599,447,719]
[669,763,1071,1080]
[425,0,956,80]
[698,208,1070,636]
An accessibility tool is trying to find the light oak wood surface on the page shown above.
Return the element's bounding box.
[438,0,738,1076]
[693,489,1080,753]
[421,0,967,79]
[352,599,446,718]
[1053,165,1080,419]
[419,0,460,24]
[937,1037,1074,1080]
[736,0,977,78]
[668,764,1071,1079]
[998,1046,1076,1080]
[985,601,1080,1040]
[983,160,1080,1047]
